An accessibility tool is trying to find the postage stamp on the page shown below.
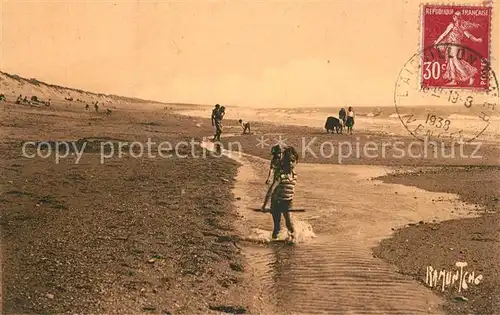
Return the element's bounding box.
[393,3,498,144]
[421,4,492,90]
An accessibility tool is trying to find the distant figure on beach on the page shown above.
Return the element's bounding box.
[346,106,355,134]
[211,104,221,141]
[94,102,99,112]
[238,119,251,134]
[211,104,224,141]
[262,146,299,241]
[339,107,347,125]
[105,108,112,115]
[85,104,89,111]
[217,106,226,139]
[433,11,483,86]
[211,104,219,122]
[46,99,51,107]
[16,94,22,104]
[266,144,282,184]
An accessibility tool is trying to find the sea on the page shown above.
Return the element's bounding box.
[177,105,500,144]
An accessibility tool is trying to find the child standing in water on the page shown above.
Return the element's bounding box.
[265,144,282,184]
[262,146,298,241]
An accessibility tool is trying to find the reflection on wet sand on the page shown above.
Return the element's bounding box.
[203,138,479,314]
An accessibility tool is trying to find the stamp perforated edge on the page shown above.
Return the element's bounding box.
[417,2,495,93]
[394,2,498,143]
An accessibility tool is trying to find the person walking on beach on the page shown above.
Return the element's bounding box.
[211,104,220,124]
[261,146,299,241]
[238,119,251,134]
[346,106,355,134]
[265,144,282,184]
[339,107,347,126]
[211,104,224,141]
[216,106,226,140]
[211,104,220,128]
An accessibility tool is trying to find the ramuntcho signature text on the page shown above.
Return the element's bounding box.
[425,261,483,293]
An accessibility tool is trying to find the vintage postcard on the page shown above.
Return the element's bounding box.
[0,1,498,315]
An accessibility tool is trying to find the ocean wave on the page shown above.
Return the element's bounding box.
[447,114,478,120]
[448,114,500,121]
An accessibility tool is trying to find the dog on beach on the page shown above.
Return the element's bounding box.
[325,116,343,134]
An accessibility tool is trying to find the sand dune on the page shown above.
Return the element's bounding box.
[0,71,170,107]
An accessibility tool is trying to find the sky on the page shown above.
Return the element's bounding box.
[1,0,498,107]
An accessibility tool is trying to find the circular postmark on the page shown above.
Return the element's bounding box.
[394,43,499,143]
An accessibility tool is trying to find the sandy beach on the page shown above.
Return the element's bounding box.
[1,87,498,314]
[177,106,499,314]
[2,1,499,313]
[1,100,257,314]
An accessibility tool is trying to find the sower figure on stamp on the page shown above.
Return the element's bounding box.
[261,146,299,241]
[433,11,483,86]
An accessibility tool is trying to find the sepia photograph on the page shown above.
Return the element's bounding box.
[1,0,499,314]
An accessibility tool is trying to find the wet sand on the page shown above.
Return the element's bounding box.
[374,167,500,315]
[0,103,268,314]
[178,106,500,144]
[178,112,500,167]
[2,101,498,314]
[193,110,499,314]
[202,140,485,314]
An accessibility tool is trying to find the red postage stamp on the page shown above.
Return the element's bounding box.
[421,4,492,90]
